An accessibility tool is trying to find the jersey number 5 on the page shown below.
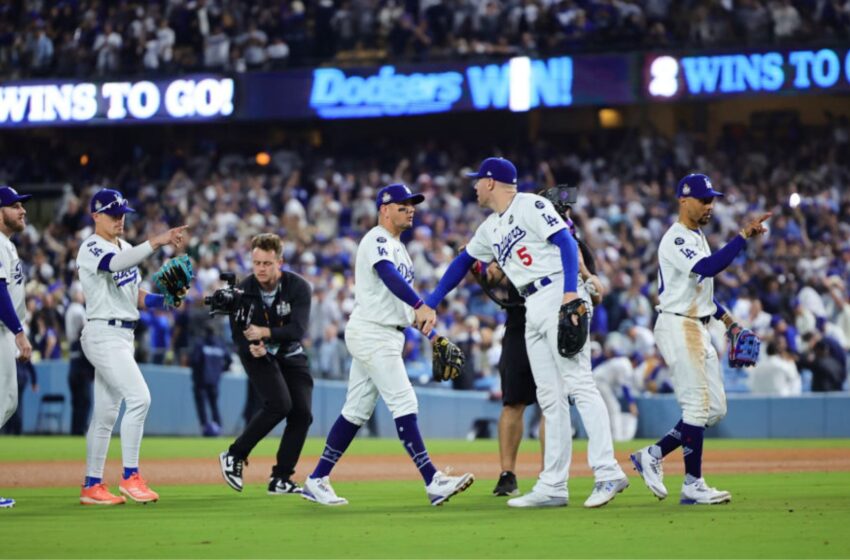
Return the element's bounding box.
[517,246,532,266]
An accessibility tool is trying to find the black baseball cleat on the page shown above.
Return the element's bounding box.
[268,477,303,495]
[493,471,519,497]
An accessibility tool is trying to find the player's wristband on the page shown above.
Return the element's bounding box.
[413,299,424,310]
[144,293,166,309]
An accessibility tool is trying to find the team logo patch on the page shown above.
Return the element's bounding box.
[705,178,713,189]
[675,237,685,245]
[376,236,386,243]
[508,215,514,224]
[534,201,545,209]
[382,193,392,203]
[682,184,691,196]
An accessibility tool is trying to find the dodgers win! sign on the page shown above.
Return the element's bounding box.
[0,77,234,127]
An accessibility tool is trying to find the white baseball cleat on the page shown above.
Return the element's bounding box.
[426,470,475,506]
[302,476,348,506]
[630,446,668,500]
[507,490,568,508]
[680,478,731,505]
[583,477,630,508]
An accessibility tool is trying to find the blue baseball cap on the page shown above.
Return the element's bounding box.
[676,173,724,199]
[466,157,517,185]
[375,183,425,209]
[0,186,32,207]
[90,189,136,216]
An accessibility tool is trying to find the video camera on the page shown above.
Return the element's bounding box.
[204,272,246,317]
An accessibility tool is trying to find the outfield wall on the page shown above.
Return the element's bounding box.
[10,361,850,439]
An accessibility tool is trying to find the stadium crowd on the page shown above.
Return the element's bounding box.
[6,116,850,412]
[2,0,850,79]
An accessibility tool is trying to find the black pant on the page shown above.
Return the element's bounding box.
[229,352,313,479]
[68,361,94,436]
[192,374,221,426]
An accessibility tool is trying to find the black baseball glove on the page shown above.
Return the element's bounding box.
[432,335,465,382]
[557,299,589,358]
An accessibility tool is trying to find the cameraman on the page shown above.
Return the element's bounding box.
[218,233,314,495]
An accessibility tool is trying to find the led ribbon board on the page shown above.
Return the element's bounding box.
[644,47,850,100]
[0,76,234,127]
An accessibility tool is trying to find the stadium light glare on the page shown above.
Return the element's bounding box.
[256,152,271,166]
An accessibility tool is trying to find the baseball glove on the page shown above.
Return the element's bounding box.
[557,299,589,358]
[727,323,760,368]
[432,335,465,382]
[153,255,194,308]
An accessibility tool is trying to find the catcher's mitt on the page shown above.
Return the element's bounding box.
[557,299,589,358]
[433,335,465,382]
[727,323,760,368]
[153,255,194,308]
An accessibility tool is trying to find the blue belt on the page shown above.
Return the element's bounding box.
[518,276,553,298]
[106,319,137,329]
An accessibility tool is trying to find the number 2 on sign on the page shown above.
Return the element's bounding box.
[517,246,532,266]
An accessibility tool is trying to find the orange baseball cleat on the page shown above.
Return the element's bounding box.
[80,483,127,506]
[119,473,159,504]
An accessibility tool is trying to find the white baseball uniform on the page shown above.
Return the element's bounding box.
[77,234,151,478]
[655,222,727,427]
[0,231,25,427]
[465,193,624,498]
[593,356,640,442]
[341,225,418,425]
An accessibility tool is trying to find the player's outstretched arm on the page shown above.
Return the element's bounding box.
[418,250,476,335]
[150,225,189,250]
[691,213,770,278]
[373,260,434,334]
[101,225,190,273]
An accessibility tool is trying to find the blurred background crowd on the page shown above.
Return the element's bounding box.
[7,115,850,423]
[2,0,850,78]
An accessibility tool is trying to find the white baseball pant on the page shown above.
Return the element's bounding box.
[523,280,625,498]
[654,313,726,427]
[340,319,418,425]
[81,321,151,478]
[0,328,18,428]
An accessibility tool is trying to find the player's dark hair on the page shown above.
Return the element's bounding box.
[251,233,282,258]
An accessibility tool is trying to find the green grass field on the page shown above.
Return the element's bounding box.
[2,437,850,559]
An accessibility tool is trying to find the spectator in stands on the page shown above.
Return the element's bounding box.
[66,283,95,436]
[93,22,122,76]
[798,335,845,392]
[190,324,231,437]
[749,339,801,396]
[316,323,347,380]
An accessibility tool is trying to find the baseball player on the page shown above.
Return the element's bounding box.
[77,188,188,506]
[0,186,34,509]
[302,183,474,507]
[420,158,628,508]
[484,184,603,497]
[630,173,769,505]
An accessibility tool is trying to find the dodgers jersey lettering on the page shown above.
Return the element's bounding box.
[0,231,26,320]
[349,225,416,327]
[76,234,142,321]
[465,193,577,289]
[657,222,715,317]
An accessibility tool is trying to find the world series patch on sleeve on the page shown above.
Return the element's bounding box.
[153,255,194,308]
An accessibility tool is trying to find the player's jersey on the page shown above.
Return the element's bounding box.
[349,225,416,328]
[465,193,578,290]
[76,234,141,321]
[657,222,715,317]
[594,356,640,394]
[0,231,26,321]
